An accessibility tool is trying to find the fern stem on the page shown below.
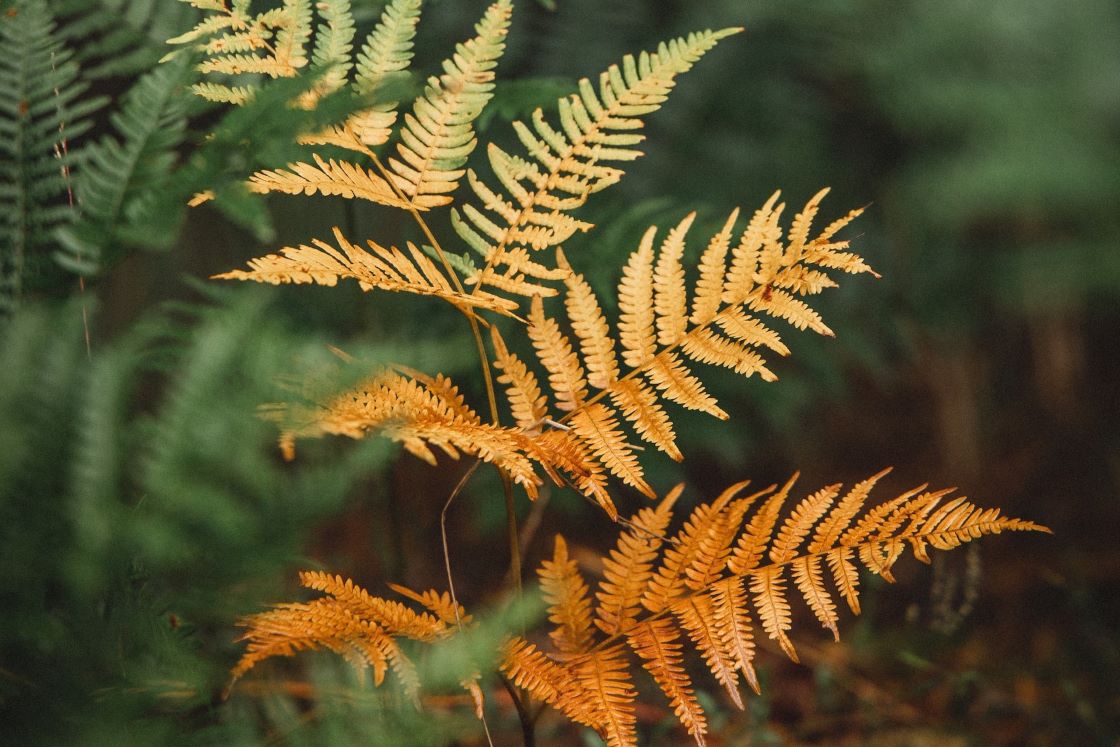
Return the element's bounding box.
[499,674,535,747]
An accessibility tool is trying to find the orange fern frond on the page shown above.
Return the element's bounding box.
[538,536,594,656]
[230,474,1045,744]
[213,227,518,317]
[268,368,621,510]
[492,192,874,513]
[230,573,451,696]
[502,473,1047,746]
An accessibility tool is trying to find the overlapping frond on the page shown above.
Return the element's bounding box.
[301,0,422,151]
[213,226,517,316]
[265,369,544,496]
[231,571,453,698]
[386,0,511,207]
[167,0,313,103]
[500,474,1048,746]
[263,368,625,509]
[493,192,874,508]
[453,28,742,300]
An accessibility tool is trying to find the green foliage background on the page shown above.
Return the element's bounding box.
[1,0,1117,744]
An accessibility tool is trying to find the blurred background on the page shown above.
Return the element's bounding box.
[2,0,1117,743]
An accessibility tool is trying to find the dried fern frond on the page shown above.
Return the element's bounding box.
[385,0,512,208]
[266,368,618,507]
[454,28,740,299]
[502,473,1049,746]
[269,369,542,497]
[230,473,1045,744]
[213,225,517,316]
[496,192,875,506]
[167,0,313,103]
[231,571,458,698]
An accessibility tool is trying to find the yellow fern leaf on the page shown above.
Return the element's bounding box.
[528,295,588,412]
[570,403,653,499]
[726,476,794,575]
[213,227,517,316]
[539,535,594,655]
[608,378,681,462]
[491,327,548,433]
[269,370,547,498]
[570,645,637,747]
[246,154,412,209]
[769,484,842,564]
[749,565,798,663]
[654,213,693,346]
[709,576,760,694]
[690,209,740,326]
[595,486,681,635]
[457,29,741,298]
[646,351,727,419]
[627,617,708,745]
[618,227,658,367]
[672,594,744,709]
[559,250,619,389]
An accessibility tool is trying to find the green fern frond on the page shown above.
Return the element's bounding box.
[54,56,193,274]
[50,0,197,80]
[454,27,741,298]
[0,0,106,311]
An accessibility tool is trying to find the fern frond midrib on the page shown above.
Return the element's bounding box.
[563,520,1043,657]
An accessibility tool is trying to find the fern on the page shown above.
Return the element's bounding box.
[156,5,1054,743]
[0,0,105,311]
[233,474,1047,746]
[491,191,873,499]
[213,225,519,316]
[385,0,511,207]
[49,0,196,79]
[453,28,741,298]
[301,0,421,152]
[54,56,193,273]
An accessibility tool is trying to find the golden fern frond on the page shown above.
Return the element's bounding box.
[490,327,549,433]
[266,368,620,509]
[168,0,312,101]
[229,474,1044,744]
[538,535,594,655]
[386,0,512,208]
[595,486,681,635]
[213,226,517,316]
[230,572,450,695]
[503,474,1047,746]
[453,28,742,298]
[497,192,872,512]
[267,369,548,497]
[246,154,412,208]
